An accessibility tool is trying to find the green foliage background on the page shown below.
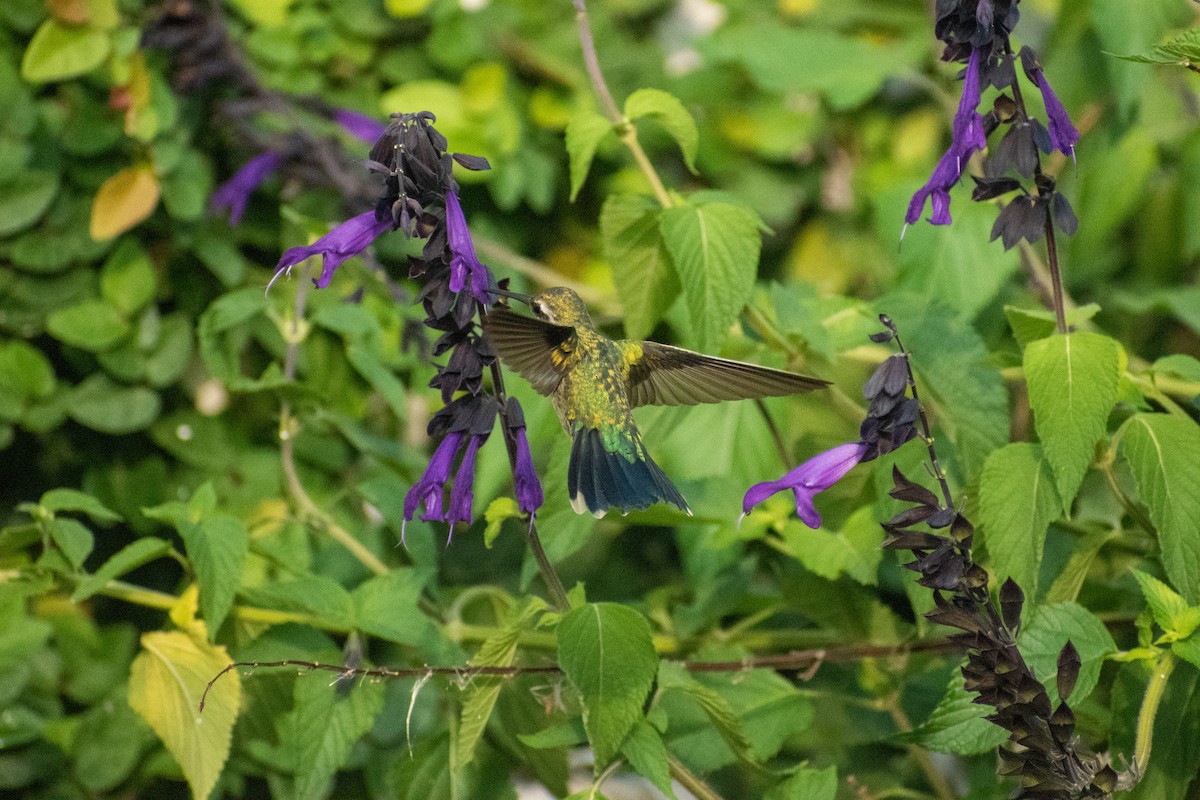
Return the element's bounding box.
[1,0,1199,798]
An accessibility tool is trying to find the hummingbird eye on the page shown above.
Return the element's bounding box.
[532,301,547,319]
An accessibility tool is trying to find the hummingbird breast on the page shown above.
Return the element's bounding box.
[551,329,635,438]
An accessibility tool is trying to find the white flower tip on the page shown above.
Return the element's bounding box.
[736,511,747,531]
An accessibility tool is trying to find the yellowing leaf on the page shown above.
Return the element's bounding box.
[20,18,111,83]
[128,630,241,800]
[90,165,160,241]
[122,52,153,138]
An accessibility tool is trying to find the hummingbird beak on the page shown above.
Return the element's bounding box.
[489,287,532,305]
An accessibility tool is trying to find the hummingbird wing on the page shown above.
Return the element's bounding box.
[623,341,829,407]
[482,305,576,395]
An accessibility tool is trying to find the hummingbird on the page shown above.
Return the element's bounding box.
[483,287,829,517]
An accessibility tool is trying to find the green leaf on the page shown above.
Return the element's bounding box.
[893,199,1020,320]
[517,717,587,750]
[1020,602,1116,706]
[765,764,838,800]
[71,537,172,602]
[1113,661,1200,800]
[456,598,546,766]
[1113,28,1200,67]
[565,108,613,201]
[600,192,680,340]
[40,488,121,523]
[1151,354,1200,383]
[1003,303,1102,349]
[20,18,111,83]
[128,630,240,800]
[905,669,1009,755]
[1091,0,1185,117]
[979,443,1061,594]
[48,517,93,570]
[660,198,761,351]
[47,300,130,351]
[241,577,355,628]
[67,375,161,434]
[556,602,658,769]
[351,569,441,648]
[0,340,56,417]
[888,301,1009,481]
[620,719,675,799]
[704,25,908,109]
[0,169,60,237]
[483,496,520,548]
[1120,414,1200,603]
[773,507,882,585]
[1024,333,1121,507]
[73,689,155,792]
[624,88,698,173]
[1175,635,1200,670]
[290,675,386,800]
[1132,571,1200,642]
[179,514,249,635]
[346,344,407,421]
[1046,529,1119,604]
[100,240,156,316]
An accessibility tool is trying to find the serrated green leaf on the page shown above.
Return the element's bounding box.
[625,88,698,173]
[774,507,881,585]
[47,300,130,351]
[483,496,519,548]
[765,764,838,800]
[290,675,386,800]
[1113,28,1200,67]
[21,18,111,83]
[906,668,1009,755]
[128,629,240,800]
[621,719,675,799]
[1021,602,1116,706]
[1174,636,1200,670]
[73,689,155,792]
[979,443,1060,594]
[600,192,679,340]
[40,488,121,523]
[517,717,587,750]
[67,375,160,434]
[660,199,760,351]
[565,108,613,201]
[1024,333,1121,508]
[456,598,545,766]
[49,517,93,571]
[0,169,60,237]
[179,514,248,635]
[350,569,440,647]
[1132,571,1200,642]
[556,602,658,769]
[1120,414,1200,603]
[655,660,753,768]
[71,537,171,602]
[1003,303,1102,349]
[241,577,355,628]
[888,301,1009,481]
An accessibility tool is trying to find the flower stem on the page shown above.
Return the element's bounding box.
[1043,215,1068,335]
[888,322,956,511]
[486,347,571,612]
[571,0,674,208]
[1133,650,1176,773]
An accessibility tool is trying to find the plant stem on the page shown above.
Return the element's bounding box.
[1133,650,1176,774]
[668,755,726,800]
[571,0,674,208]
[1043,216,1068,335]
[889,324,955,511]
[278,265,390,576]
[883,693,958,800]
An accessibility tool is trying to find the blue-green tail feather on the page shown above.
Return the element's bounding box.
[568,428,691,516]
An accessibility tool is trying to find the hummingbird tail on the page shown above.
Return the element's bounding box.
[567,428,692,517]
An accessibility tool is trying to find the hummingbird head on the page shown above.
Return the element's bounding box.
[530,287,592,327]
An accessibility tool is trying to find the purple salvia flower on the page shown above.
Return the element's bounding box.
[447,434,485,529]
[444,191,493,304]
[1030,69,1079,158]
[905,47,987,227]
[333,109,388,144]
[401,430,465,543]
[513,425,544,517]
[211,151,283,224]
[270,211,392,290]
[741,442,868,529]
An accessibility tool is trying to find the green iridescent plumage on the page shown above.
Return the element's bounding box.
[484,287,829,516]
